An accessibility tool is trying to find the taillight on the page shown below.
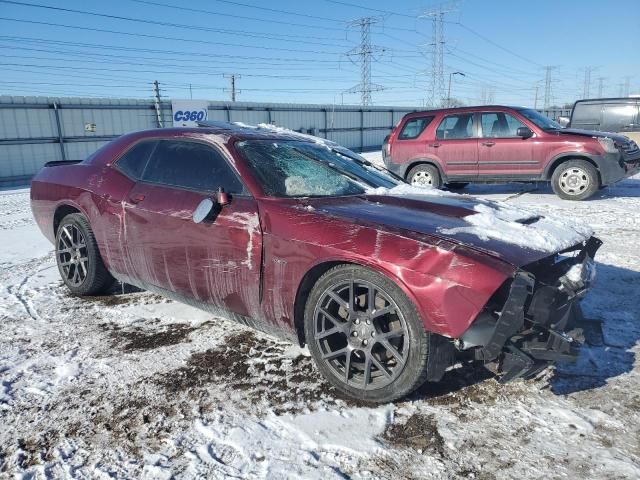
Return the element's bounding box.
[383,133,392,157]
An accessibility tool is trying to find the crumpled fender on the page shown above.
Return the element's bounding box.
[259,200,515,339]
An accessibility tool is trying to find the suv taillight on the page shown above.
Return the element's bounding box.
[383,133,392,158]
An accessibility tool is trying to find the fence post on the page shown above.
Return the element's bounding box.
[52,102,66,161]
[323,108,328,139]
[360,108,364,151]
[267,107,272,124]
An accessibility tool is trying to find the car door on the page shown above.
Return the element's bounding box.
[427,112,478,178]
[122,139,262,318]
[477,111,538,177]
[97,139,157,278]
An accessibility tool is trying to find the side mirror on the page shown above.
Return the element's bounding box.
[557,116,570,127]
[192,198,214,224]
[517,127,534,139]
[217,188,230,206]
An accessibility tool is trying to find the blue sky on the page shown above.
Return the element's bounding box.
[1,0,638,107]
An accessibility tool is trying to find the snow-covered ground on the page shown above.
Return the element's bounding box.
[1,153,640,479]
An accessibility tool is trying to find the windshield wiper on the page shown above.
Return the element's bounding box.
[330,148,405,183]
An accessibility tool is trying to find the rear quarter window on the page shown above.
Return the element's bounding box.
[398,116,434,140]
[115,140,157,180]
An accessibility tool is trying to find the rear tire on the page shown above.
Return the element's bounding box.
[55,213,115,295]
[304,265,431,403]
[551,160,599,200]
[407,164,442,189]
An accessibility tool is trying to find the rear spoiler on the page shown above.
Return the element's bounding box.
[44,160,82,167]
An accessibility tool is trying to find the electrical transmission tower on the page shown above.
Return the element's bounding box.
[421,4,456,107]
[583,66,594,99]
[543,66,555,109]
[597,77,605,97]
[346,17,384,106]
[624,76,631,97]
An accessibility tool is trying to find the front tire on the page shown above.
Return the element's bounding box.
[407,164,442,189]
[551,160,599,200]
[55,213,115,295]
[304,265,431,403]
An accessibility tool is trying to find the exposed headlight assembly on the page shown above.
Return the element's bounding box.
[596,136,618,154]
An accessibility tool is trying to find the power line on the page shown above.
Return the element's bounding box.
[129,0,352,35]
[0,32,351,64]
[0,2,348,53]
[0,16,421,60]
[321,0,415,18]
[447,21,543,68]
[201,0,345,22]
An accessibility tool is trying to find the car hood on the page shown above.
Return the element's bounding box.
[303,186,593,268]
[556,127,630,143]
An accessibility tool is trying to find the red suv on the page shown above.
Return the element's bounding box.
[383,106,640,200]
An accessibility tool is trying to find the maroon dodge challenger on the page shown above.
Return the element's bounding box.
[30,122,601,402]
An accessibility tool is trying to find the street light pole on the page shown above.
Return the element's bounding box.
[447,71,465,107]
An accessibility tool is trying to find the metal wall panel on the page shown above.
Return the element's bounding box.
[0,96,419,183]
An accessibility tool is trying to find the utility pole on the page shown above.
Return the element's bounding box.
[153,80,163,128]
[618,82,625,97]
[597,77,605,97]
[534,84,539,109]
[543,66,555,109]
[446,71,464,107]
[224,74,240,102]
[189,83,192,100]
[421,3,456,107]
[346,17,384,106]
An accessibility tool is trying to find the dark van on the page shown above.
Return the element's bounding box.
[568,97,640,144]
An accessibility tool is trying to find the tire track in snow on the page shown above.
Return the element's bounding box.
[3,253,54,322]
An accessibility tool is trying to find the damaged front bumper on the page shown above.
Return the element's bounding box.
[459,236,602,382]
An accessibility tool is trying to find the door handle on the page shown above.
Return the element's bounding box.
[429,143,441,148]
[128,193,145,204]
[481,141,496,147]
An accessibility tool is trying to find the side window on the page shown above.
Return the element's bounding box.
[398,116,434,140]
[142,140,246,194]
[572,103,601,129]
[601,104,637,132]
[436,114,474,139]
[115,140,157,179]
[480,112,526,137]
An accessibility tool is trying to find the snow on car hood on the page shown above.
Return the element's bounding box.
[308,184,593,267]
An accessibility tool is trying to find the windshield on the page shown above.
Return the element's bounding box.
[517,108,562,130]
[236,140,397,198]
